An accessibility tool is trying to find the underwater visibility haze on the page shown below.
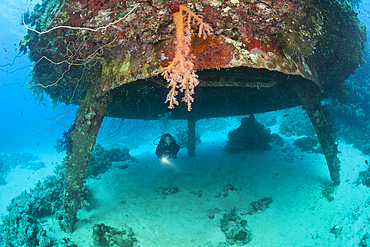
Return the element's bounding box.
[1,0,370,246]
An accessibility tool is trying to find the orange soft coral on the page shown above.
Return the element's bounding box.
[162,5,212,111]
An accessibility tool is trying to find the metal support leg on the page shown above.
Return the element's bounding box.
[60,87,109,232]
[295,85,341,185]
[304,102,341,185]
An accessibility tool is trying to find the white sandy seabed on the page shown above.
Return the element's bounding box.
[1,129,370,247]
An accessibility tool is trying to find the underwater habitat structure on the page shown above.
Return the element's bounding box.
[19,0,366,233]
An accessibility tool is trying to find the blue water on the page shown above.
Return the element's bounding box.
[0,0,75,153]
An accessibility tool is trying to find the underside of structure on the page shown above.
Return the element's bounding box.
[107,68,316,120]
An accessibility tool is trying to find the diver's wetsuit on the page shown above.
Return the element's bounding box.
[156,141,180,159]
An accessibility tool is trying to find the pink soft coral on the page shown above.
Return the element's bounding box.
[162,5,212,111]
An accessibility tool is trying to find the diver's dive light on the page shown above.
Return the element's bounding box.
[161,157,169,163]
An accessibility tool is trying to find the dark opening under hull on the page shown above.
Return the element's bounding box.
[108,67,323,120]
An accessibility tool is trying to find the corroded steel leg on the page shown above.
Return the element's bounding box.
[60,87,109,233]
[304,102,341,185]
[295,85,341,185]
[187,117,196,157]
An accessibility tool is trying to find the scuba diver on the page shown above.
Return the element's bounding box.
[155,133,180,160]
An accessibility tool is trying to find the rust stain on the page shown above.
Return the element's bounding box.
[191,36,234,69]
[191,35,213,53]
[158,35,233,70]
[243,37,280,53]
